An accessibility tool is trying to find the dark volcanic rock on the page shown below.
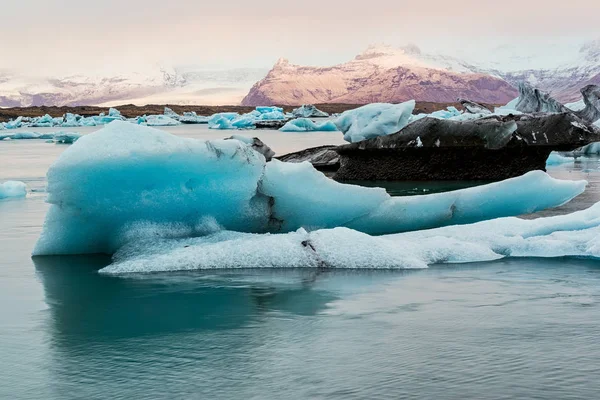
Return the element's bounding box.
[458,98,492,114]
[277,146,340,170]
[333,113,600,181]
[254,120,290,129]
[575,84,600,123]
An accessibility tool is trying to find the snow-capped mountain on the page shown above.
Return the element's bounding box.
[242,45,518,106]
[0,66,268,107]
[242,40,600,106]
[487,39,600,102]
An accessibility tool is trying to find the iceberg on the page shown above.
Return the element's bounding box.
[458,99,492,115]
[546,152,575,166]
[179,111,210,124]
[0,181,27,199]
[226,135,275,161]
[61,113,82,127]
[33,122,587,256]
[515,82,569,114]
[575,85,600,124]
[0,132,56,140]
[141,115,181,126]
[279,118,339,132]
[577,141,600,155]
[292,105,329,118]
[5,117,23,129]
[53,132,81,144]
[163,107,180,119]
[30,114,56,127]
[101,201,600,274]
[335,101,416,143]
[429,106,462,119]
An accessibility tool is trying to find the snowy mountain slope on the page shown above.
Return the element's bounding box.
[242,45,517,106]
[472,39,600,103]
[242,40,600,106]
[0,66,267,107]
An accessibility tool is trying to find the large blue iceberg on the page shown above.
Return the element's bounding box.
[33,121,586,256]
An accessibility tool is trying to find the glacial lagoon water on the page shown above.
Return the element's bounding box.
[1,124,600,399]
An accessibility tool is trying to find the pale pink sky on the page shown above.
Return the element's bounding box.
[2,0,599,75]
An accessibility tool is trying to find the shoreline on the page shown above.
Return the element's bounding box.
[0,101,495,122]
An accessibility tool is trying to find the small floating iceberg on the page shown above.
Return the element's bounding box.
[546,152,575,166]
[279,118,339,132]
[52,132,81,144]
[138,115,181,126]
[335,101,416,143]
[0,181,27,200]
[33,121,587,256]
[292,105,329,118]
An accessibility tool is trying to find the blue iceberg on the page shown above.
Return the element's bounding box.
[335,101,416,143]
[279,118,339,132]
[0,181,27,200]
[53,132,81,144]
[139,115,181,126]
[33,122,587,256]
[546,152,575,166]
[4,117,23,129]
[30,114,56,127]
[292,105,329,118]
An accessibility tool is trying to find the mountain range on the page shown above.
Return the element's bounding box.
[242,40,600,106]
[1,39,598,108]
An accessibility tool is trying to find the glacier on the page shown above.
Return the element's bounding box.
[0,181,27,200]
[279,118,339,132]
[335,101,416,143]
[101,201,600,274]
[33,122,587,256]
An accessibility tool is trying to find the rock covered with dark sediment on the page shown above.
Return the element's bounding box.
[332,113,600,181]
[575,84,600,123]
[254,120,290,129]
[458,98,492,114]
[277,145,340,170]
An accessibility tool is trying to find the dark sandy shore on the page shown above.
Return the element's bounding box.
[0,102,491,122]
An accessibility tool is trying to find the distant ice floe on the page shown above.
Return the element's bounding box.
[32,122,587,257]
[0,181,27,200]
[0,131,80,143]
[208,106,288,130]
[279,118,339,132]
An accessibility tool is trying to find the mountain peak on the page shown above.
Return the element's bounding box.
[274,57,290,67]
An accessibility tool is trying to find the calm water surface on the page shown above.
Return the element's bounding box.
[1,125,600,399]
